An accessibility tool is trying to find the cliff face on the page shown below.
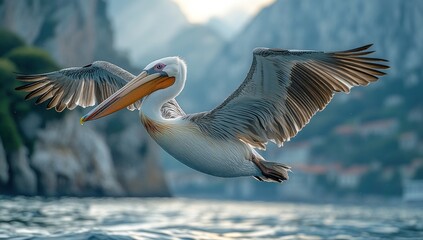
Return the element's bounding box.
[0,139,8,185]
[0,0,130,68]
[0,0,170,197]
[31,113,123,196]
[102,112,170,197]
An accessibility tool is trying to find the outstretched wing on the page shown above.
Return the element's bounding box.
[187,44,389,149]
[16,61,141,112]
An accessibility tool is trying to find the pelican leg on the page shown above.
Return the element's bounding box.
[251,155,291,183]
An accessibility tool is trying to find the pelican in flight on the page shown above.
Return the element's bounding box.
[16,45,388,182]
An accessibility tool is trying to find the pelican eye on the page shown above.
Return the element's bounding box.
[154,63,166,71]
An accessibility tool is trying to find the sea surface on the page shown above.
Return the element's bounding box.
[0,197,422,240]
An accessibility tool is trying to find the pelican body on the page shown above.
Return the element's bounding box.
[16,45,388,182]
[141,114,260,177]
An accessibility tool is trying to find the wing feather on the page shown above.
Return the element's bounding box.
[16,61,140,112]
[187,44,389,149]
[160,98,186,119]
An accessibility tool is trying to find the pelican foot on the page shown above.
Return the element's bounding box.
[252,156,291,183]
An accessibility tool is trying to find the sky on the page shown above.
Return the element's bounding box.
[172,0,275,24]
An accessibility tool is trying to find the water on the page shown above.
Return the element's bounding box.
[0,197,422,240]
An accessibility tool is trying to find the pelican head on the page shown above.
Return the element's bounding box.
[80,56,186,123]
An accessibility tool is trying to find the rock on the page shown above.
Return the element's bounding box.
[9,147,37,195]
[31,112,124,196]
[0,138,9,184]
[107,0,190,63]
[89,111,171,197]
[0,0,131,68]
[19,113,42,140]
[106,113,171,197]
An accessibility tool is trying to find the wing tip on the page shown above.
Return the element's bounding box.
[16,73,47,82]
[342,43,374,53]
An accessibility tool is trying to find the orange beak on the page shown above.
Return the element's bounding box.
[80,71,175,123]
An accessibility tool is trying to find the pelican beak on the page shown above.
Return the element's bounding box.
[80,71,175,123]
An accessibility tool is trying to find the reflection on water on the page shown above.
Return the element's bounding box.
[0,197,422,239]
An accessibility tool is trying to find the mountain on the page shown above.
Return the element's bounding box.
[206,9,251,40]
[106,0,190,64]
[198,0,422,110]
[153,25,226,111]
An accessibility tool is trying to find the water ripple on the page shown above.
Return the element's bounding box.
[0,197,422,239]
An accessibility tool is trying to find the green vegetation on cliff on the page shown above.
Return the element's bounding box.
[5,46,58,73]
[0,29,59,151]
[0,29,25,56]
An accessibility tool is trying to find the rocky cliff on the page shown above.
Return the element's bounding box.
[31,113,123,196]
[0,0,170,197]
[0,0,131,68]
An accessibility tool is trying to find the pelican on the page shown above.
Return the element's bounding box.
[16,44,388,182]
